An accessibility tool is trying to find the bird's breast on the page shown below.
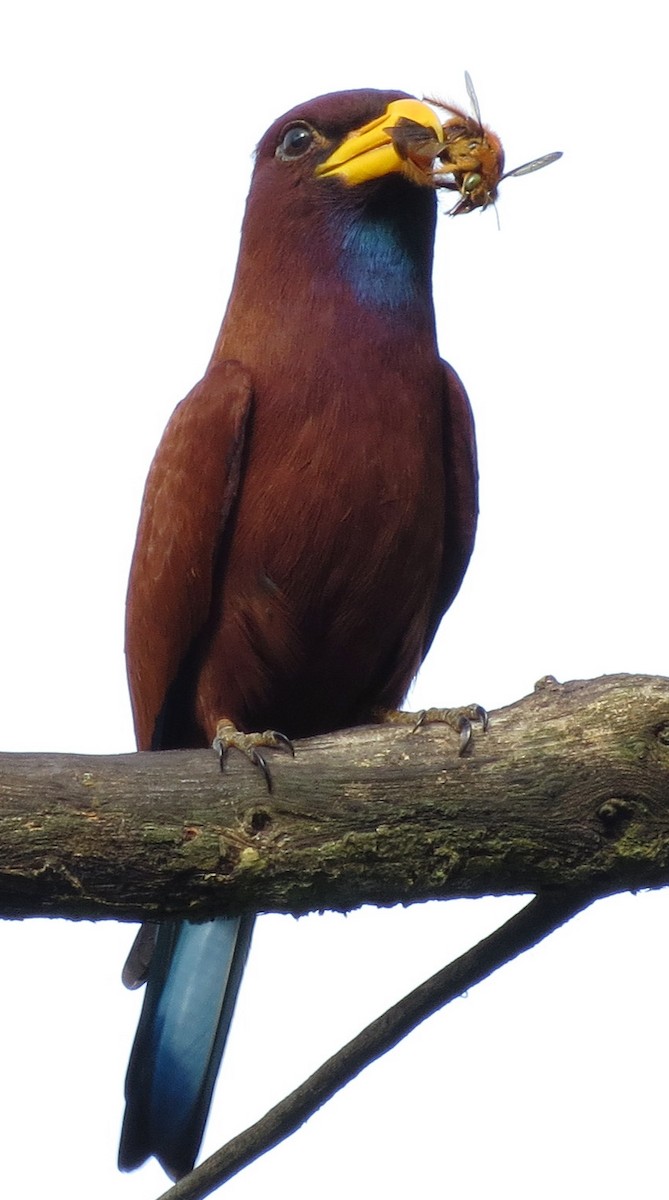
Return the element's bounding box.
[194,362,445,738]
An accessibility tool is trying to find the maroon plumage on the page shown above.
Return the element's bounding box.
[121,88,477,1179]
[126,89,477,750]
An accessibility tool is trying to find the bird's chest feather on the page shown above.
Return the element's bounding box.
[197,201,446,732]
[197,374,443,736]
[212,362,444,704]
[221,213,443,620]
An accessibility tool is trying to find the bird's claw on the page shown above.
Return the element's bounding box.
[271,730,296,756]
[375,702,488,756]
[213,720,294,792]
[455,713,477,754]
[466,704,489,733]
[420,703,488,755]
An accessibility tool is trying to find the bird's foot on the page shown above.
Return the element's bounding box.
[373,703,488,755]
[213,718,294,792]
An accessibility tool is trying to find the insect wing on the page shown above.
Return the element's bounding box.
[502,150,563,179]
[387,118,445,162]
[464,71,483,128]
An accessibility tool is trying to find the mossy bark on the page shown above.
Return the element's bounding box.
[1,673,668,920]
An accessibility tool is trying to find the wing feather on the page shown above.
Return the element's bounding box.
[125,361,253,749]
[424,360,478,655]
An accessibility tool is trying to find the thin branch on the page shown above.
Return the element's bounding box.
[156,887,594,1200]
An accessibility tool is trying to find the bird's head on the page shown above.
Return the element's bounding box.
[252,89,445,204]
[233,92,447,311]
[216,91,450,355]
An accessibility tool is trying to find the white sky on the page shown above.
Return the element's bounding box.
[1,2,668,1198]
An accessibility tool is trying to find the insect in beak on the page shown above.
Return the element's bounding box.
[425,72,562,216]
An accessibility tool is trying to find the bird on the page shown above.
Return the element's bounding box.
[118,87,479,1181]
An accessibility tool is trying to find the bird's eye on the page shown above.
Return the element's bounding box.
[276,122,315,161]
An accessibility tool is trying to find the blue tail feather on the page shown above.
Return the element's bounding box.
[119,914,255,1180]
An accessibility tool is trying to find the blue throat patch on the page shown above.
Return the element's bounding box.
[340,211,427,312]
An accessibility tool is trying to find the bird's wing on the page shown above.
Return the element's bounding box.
[424,359,479,656]
[125,360,253,751]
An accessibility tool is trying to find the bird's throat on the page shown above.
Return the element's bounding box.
[339,209,427,312]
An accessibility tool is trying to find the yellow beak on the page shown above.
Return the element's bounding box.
[316,98,444,187]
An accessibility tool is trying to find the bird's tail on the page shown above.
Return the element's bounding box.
[118,914,255,1180]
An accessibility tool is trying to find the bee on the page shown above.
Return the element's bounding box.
[427,72,562,216]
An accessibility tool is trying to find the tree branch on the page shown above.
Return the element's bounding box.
[3,674,665,1197]
[1,673,668,919]
[154,887,595,1200]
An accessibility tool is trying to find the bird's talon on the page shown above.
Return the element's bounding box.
[213,719,292,792]
[250,749,272,792]
[474,704,489,731]
[410,710,427,734]
[272,731,295,756]
[375,702,487,753]
[457,716,473,755]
